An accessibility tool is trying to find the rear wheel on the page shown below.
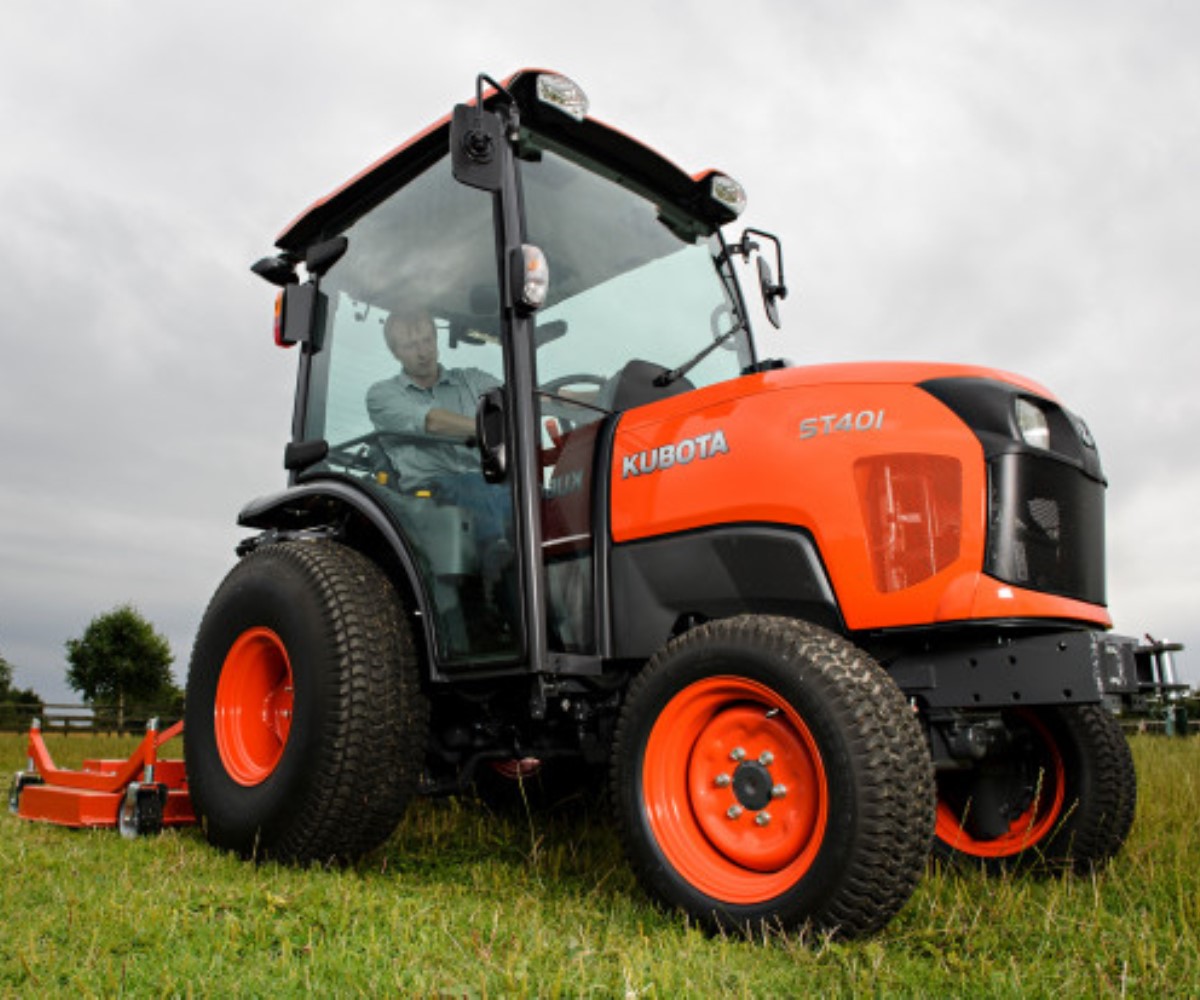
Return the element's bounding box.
[184,539,429,863]
[610,616,934,938]
[934,704,1136,872]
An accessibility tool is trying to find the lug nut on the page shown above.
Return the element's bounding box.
[714,773,732,788]
[755,812,772,827]
[771,783,787,799]
[730,747,746,762]
[758,751,774,766]
[727,805,744,820]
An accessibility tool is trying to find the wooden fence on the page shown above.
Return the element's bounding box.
[0,702,183,736]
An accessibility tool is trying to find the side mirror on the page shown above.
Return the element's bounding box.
[475,387,508,483]
[757,256,786,329]
[730,228,788,330]
[276,282,324,348]
[450,104,506,192]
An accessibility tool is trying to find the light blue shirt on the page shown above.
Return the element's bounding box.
[366,365,500,485]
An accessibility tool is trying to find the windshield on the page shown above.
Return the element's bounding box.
[520,142,754,403]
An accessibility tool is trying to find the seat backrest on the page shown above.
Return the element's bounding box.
[606,359,694,412]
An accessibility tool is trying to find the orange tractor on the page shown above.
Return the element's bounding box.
[12,70,1172,937]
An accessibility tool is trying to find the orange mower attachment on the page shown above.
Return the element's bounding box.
[8,717,195,837]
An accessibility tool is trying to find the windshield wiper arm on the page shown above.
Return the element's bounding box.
[654,323,742,387]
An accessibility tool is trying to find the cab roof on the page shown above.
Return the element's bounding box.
[276,69,739,254]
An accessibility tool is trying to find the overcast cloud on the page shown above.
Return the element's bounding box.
[1,0,1196,701]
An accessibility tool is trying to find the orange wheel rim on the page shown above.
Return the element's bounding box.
[642,676,828,905]
[935,711,1066,858]
[214,627,295,786]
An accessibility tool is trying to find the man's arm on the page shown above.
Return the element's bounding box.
[366,380,430,435]
[425,407,475,440]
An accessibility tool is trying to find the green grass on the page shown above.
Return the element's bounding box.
[2,732,1197,997]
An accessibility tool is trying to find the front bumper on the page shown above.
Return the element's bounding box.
[887,630,1181,710]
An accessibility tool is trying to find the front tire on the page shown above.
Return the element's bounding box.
[610,616,934,939]
[184,540,429,863]
[934,703,1136,873]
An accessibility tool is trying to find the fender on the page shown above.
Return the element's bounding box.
[237,477,439,666]
[607,525,843,659]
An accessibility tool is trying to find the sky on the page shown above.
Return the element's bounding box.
[1,0,1196,702]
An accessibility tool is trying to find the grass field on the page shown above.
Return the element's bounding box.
[2,732,1197,997]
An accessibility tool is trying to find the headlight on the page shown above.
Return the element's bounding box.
[1015,397,1051,450]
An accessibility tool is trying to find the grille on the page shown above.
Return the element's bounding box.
[986,452,1105,605]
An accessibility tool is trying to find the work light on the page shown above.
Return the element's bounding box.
[536,74,589,121]
[709,173,747,217]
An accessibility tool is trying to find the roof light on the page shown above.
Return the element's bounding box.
[709,173,747,217]
[535,74,589,121]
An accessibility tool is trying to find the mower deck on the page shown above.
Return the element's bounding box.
[9,718,195,833]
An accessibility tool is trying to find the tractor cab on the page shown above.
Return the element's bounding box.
[250,71,775,675]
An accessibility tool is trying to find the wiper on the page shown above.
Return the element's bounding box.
[653,322,743,387]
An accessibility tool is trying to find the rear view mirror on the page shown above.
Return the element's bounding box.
[729,228,789,330]
[475,387,508,483]
[757,256,786,329]
[276,282,323,348]
[450,104,505,192]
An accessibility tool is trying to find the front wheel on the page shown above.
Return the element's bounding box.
[184,540,429,863]
[610,616,934,939]
[934,704,1136,873]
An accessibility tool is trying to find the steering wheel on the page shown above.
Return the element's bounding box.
[327,429,477,489]
[540,373,608,395]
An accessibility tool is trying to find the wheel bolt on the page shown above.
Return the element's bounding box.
[727,805,744,820]
[758,751,774,766]
[730,747,746,762]
[714,773,732,788]
[755,812,772,827]
[771,783,787,799]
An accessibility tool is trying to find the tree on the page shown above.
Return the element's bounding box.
[0,648,45,730]
[65,604,176,730]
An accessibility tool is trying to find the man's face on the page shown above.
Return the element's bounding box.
[387,315,439,387]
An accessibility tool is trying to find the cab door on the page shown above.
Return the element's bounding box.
[299,147,524,668]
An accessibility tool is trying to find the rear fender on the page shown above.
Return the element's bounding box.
[237,481,435,655]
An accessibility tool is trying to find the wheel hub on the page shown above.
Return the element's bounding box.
[214,627,295,787]
[732,760,773,811]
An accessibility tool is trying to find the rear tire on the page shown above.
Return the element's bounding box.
[184,540,429,863]
[933,703,1136,873]
[610,616,934,939]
